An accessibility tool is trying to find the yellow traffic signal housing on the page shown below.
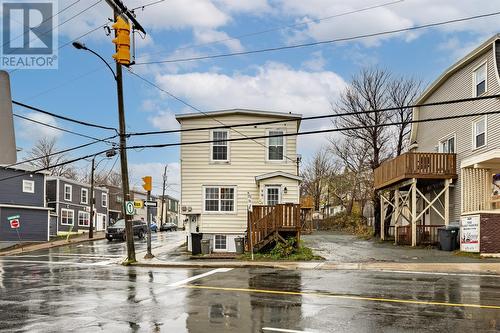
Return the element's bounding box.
[142,176,152,192]
[112,17,131,66]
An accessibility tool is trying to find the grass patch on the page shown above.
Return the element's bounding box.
[239,238,324,261]
[454,250,482,259]
[318,212,373,239]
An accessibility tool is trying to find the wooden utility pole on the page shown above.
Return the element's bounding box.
[160,164,168,226]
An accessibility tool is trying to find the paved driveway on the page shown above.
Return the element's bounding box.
[303,231,500,263]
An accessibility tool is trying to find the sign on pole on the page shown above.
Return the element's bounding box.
[8,215,20,229]
[134,200,144,209]
[460,215,480,252]
[144,201,157,207]
[125,201,135,216]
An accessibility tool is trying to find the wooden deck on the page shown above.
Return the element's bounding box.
[247,204,302,251]
[374,152,457,190]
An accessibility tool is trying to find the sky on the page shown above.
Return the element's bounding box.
[4,0,500,198]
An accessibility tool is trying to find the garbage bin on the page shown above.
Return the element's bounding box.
[438,226,460,251]
[201,239,211,255]
[234,237,245,254]
[191,233,203,255]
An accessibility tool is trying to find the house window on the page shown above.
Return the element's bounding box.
[204,187,235,212]
[61,209,74,225]
[64,184,72,201]
[266,186,280,206]
[474,63,487,97]
[22,180,34,193]
[473,117,486,149]
[81,189,88,204]
[439,136,455,153]
[214,235,227,250]
[212,130,228,161]
[102,193,108,207]
[268,130,284,161]
[78,211,90,227]
[116,195,123,203]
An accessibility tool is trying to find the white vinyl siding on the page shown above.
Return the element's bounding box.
[61,209,74,225]
[78,211,90,227]
[64,184,72,201]
[473,62,487,97]
[473,117,486,149]
[22,180,34,193]
[81,188,88,204]
[211,130,229,162]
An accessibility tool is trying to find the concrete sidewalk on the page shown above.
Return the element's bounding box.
[0,232,106,256]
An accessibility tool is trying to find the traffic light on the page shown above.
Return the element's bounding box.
[142,176,152,192]
[112,17,130,66]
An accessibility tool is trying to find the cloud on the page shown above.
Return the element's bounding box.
[148,110,180,131]
[15,112,62,142]
[193,29,244,52]
[129,162,180,198]
[301,51,326,71]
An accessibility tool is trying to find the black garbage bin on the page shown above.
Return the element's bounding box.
[438,226,460,251]
[191,233,203,255]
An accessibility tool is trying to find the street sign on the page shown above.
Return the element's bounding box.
[134,200,144,209]
[125,201,135,215]
[144,201,157,207]
[8,215,20,229]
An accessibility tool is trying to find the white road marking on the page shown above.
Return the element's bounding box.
[263,328,316,333]
[168,268,233,287]
[372,269,500,278]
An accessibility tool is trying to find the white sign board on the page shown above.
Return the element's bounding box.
[460,215,480,252]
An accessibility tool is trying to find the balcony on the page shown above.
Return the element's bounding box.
[374,152,457,190]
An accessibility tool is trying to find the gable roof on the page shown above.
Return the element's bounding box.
[255,171,302,182]
[176,108,302,122]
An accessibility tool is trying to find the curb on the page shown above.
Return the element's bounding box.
[0,234,106,256]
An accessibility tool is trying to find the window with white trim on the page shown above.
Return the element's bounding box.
[214,235,227,250]
[81,188,88,204]
[61,209,74,225]
[102,193,108,207]
[439,136,455,153]
[268,130,284,160]
[204,187,235,212]
[474,63,487,97]
[64,184,72,201]
[211,130,228,161]
[473,117,486,149]
[78,211,90,227]
[22,180,34,193]
[266,186,281,206]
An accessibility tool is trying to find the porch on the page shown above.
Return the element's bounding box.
[374,152,457,247]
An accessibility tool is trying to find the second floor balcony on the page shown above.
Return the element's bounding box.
[374,152,457,190]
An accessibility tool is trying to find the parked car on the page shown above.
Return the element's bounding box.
[160,222,178,232]
[106,219,147,241]
[150,222,158,233]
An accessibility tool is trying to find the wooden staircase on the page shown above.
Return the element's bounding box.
[247,204,302,252]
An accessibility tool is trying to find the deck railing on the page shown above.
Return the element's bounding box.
[394,224,444,246]
[247,204,301,250]
[374,152,457,189]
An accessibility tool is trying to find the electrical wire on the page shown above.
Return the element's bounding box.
[126,93,500,136]
[135,10,500,65]
[12,100,117,132]
[130,0,165,12]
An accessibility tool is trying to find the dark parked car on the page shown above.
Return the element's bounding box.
[106,219,147,241]
[160,222,178,232]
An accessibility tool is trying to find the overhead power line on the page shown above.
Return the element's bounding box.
[135,10,500,65]
[2,106,499,183]
[12,100,117,132]
[141,0,404,58]
[126,93,500,136]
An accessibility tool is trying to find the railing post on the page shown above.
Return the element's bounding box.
[411,178,417,247]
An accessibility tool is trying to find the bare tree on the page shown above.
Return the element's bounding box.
[301,148,334,211]
[28,137,77,178]
[388,76,421,156]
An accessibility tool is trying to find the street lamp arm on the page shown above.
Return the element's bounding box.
[86,48,118,81]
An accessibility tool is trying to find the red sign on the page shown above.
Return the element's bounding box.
[10,219,20,229]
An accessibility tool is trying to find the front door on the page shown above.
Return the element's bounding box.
[95,213,106,231]
[266,186,281,206]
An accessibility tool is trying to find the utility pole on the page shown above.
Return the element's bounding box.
[89,157,95,239]
[160,164,168,226]
[142,176,153,259]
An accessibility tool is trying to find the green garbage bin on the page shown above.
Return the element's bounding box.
[235,237,245,254]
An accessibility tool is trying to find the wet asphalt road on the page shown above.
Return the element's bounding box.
[1,233,500,332]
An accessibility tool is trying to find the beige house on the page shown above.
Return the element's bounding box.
[375,34,500,254]
[176,109,302,252]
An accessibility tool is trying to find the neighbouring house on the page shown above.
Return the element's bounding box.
[0,165,51,243]
[104,184,124,223]
[46,177,109,235]
[374,34,500,255]
[157,195,180,226]
[176,109,304,253]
